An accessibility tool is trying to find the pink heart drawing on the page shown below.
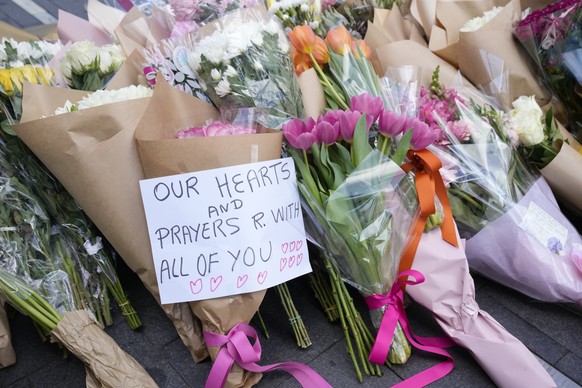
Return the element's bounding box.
[281,243,289,254]
[297,253,304,266]
[296,240,303,251]
[257,271,268,285]
[289,241,296,252]
[288,255,296,268]
[237,274,249,289]
[210,276,223,292]
[280,257,288,271]
[190,279,203,294]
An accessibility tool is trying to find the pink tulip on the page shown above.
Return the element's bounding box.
[350,93,383,127]
[338,110,365,142]
[282,117,317,150]
[378,110,407,137]
[314,120,339,145]
[408,117,438,150]
[320,109,342,126]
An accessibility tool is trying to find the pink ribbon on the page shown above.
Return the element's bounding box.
[143,66,157,85]
[116,0,134,11]
[365,270,455,387]
[204,323,332,388]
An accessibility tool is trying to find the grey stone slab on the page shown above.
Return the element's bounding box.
[555,352,582,386]
[42,0,86,19]
[30,358,85,387]
[165,337,212,386]
[6,377,32,387]
[537,356,582,388]
[133,304,181,347]
[0,2,40,28]
[476,292,568,365]
[481,281,582,356]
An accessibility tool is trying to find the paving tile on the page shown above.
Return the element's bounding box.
[0,2,40,28]
[30,357,86,387]
[555,352,582,386]
[165,337,212,386]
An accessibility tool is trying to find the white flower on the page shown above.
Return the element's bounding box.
[224,65,237,77]
[53,100,76,115]
[75,85,153,110]
[300,3,309,12]
[253,60,264,72]
[310,20,320,30]
[211,68,221,80]
[510,95,544,146]
[65,41,99,73]
[215,78,231,97]
[460,6,503,32]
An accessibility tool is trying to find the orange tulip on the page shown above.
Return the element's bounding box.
[312,36,329,65]
[325,25,352,55]
[350,39,372,60]
[289,25,317,55]
[292,51,312,75]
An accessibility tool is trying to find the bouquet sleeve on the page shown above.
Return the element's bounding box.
[134,77,282,387]
[0,300,15,368]
[14,82,209,362]
[408,229,556,387]
[541,141,582,213]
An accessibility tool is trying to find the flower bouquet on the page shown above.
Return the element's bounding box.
[14,82,210,363]
[0,267,157,387]
[187,5,304,129]
[284,91,465,384]
[420,68,582,306]
[134,77,327,387]
[168,0,261,27]
[515,0,582,141]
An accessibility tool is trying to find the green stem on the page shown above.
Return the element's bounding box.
[308,52,349,110]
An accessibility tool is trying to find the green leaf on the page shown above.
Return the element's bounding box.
[289,148,323,206]
[351,114,373,167]
[391,129,412,166]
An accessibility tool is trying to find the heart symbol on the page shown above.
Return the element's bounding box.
[296,240,303,251]
[210,276,223,292]
[289,241,296,252]
[297,253,304,266]
[189,279,203,294]
[280,257,287,271]
[281,243,289,254]
[257,271,268,285]
[237,274,248,289]
[288,255,296,268]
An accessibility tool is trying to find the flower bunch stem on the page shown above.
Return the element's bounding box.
[275,283,311,348]
[308,268,339,322]
[308,52,349,110]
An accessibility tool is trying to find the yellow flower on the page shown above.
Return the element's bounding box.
[0,66,54,97]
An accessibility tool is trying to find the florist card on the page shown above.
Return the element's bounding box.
[140,157,311,304]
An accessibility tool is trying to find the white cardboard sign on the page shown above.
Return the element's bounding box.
[139,157,311,304]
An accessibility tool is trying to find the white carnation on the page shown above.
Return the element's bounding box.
[460,6,503,32]
[510,95,544,146]
[75,85,153,110]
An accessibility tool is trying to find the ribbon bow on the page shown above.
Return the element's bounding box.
[399,149,458,274]
[204,323,332,388]
[365,270,455,387]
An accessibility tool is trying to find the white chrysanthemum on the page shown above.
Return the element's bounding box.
[310,20,320,29]
[0,46,6,63]
[215,78,231,97]
[253,60,264,72]
[76,85,153,110]
[211,68,221,80]
[510,95,544,146]
[53,100,76,115]
[224,65,238,77]
[460,6,503,32]
[37,40,62,58]
[300,3,309,12]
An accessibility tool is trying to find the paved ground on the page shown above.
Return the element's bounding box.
[1,1,582,387]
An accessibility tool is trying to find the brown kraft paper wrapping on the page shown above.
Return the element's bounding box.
[457,0,551,105]
[298,68,325,119]
[364,6,427,52]
[135,78,283,387]
[541,142,582,213]
[13,82,208,363]
[0,300,15,368]
[51,310,157,388]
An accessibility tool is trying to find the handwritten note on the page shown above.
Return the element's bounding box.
[139,157,311,304]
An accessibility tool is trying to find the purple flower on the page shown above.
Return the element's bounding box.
[314,120,339,145]
[547,237,563,254]
[407,117,438,150]
[320,109,342,126]
[338,110,365,142]
[378,110,407,137]
[282,117,317,150]
[350,93,383,128]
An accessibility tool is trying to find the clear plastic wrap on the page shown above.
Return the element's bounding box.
[187,6,305,129]
[168,0,261,26]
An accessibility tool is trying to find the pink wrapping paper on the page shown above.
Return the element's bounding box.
[465,178,582,304]
[408,228,556,387]
[57,10,113,45]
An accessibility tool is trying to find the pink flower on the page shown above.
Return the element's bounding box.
[282,117,317,150]
[446,120,471,142]
[314,120,339,145]
[350,93,383,128]
[320,109,342,126]
[338,110,366,142]
[378,110,407,137]
[176,121,256,139]
[407,118,438,150]
[177,127,205,138]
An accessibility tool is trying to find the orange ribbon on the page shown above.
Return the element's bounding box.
[398,149,458,275]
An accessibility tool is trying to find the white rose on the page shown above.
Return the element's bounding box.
[510,95,545,146]
[59,58,73,80]
[68,41,98,72]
